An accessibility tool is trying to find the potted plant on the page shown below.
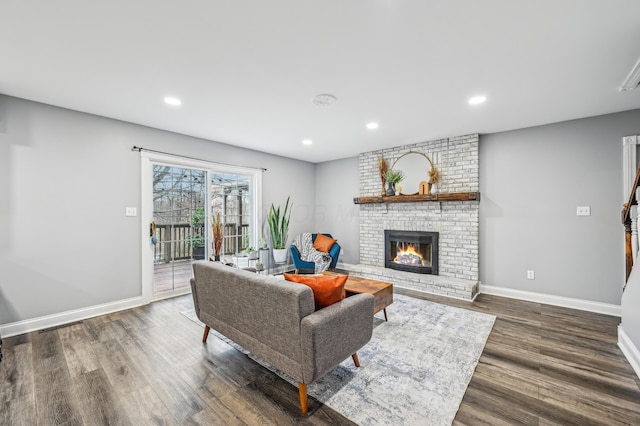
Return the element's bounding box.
[211,211,223,261]
[242,245,258,260]
[384,169,405,196]
[188,207,206,259]
[268,196,292,263]
[240,234,258,259]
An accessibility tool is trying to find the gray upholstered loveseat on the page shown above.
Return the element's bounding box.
[190,261,375,413]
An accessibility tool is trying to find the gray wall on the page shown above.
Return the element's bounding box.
[480,109,640,305]
[314,157,360,264]
[0,95,315,324]
[318,109,640,307]
[2,92,639,329]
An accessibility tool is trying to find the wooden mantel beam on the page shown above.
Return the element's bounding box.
[353,192,480,204]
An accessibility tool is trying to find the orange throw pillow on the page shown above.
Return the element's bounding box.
[284,273,347,310]
[313,233,337,253]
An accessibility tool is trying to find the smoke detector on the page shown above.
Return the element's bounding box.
[312,94,337,106]
[619,57,640,92]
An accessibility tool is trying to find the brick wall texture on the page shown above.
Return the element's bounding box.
[358,134,479,282]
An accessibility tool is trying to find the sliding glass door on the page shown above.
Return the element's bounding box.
[152,165,207,295]
[140,150,263,303]
[210,173,252,259]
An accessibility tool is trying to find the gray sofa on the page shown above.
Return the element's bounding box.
[190,260,374,413]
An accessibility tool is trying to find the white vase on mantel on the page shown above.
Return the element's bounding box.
[273,248,288,263]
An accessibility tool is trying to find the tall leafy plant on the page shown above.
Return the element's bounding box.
[268,196,292,249]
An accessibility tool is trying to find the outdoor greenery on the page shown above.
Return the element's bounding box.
[187,207,205,248]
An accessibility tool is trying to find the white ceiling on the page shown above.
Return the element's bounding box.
[2,1,640,163]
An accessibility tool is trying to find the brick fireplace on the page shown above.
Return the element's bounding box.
[350,134,480,300]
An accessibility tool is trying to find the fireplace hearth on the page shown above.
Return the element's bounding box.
[385,230,439,275]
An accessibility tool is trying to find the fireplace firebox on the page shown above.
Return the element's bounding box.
[384,230,438,275]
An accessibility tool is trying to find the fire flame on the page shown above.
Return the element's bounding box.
[393,244,423,265]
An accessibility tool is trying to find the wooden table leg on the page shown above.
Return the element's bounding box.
[351,353,360,367]
[298,382,308,413]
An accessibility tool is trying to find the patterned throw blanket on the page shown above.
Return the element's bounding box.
[293,233,332,273]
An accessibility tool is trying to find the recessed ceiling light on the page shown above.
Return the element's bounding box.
[468,95,487,105]
[312,94,337,106]
[164,96,182,106]
[302,139,313,145]
[366,122,379,129]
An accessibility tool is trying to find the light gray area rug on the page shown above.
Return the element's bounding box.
[182,294,496,425]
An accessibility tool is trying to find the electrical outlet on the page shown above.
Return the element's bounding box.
[527,270,535,280]
[576,206,591,216]
[125,207,137,217]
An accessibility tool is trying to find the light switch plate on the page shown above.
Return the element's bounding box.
[576,206,590,216]
[125,207,137,217]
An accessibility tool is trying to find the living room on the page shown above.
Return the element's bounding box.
[2,1,640,424]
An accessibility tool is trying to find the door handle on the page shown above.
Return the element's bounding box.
[150,221,158,245]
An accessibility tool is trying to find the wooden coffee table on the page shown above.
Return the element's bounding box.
[323,272,393,321]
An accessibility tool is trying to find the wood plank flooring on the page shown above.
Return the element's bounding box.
[1,288,639,425]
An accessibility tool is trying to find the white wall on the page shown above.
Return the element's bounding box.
[480,109,640,305]
[0,95,316,325]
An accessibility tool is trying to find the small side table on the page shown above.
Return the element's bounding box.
[323,271,393,321]
[258,247,271,274]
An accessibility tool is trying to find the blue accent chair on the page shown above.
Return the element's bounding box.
[290,233,341,273]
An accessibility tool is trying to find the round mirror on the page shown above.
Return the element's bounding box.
[391,152,432,195]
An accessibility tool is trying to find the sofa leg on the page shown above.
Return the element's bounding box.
[202,325,210,343]
[351,353,360,368]
[298,382,308,414]
[295,269,299,274]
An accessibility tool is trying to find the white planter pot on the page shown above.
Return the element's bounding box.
[273,248,288,263]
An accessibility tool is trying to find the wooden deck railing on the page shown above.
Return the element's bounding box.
[622,164,640,284]
[153,223,250,263]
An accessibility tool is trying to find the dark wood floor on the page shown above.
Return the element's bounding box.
[1,288,639,425]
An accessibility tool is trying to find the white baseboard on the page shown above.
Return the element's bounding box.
[0,296,143,338]
[480,284,621,317]
[618,325,640,379]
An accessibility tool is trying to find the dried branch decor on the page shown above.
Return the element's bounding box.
[428,166,441,184]
[212,212,223,256]
[378,157,388,195]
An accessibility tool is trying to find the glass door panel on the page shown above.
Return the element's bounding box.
[152,165,206,295]
[210,173,251,262]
